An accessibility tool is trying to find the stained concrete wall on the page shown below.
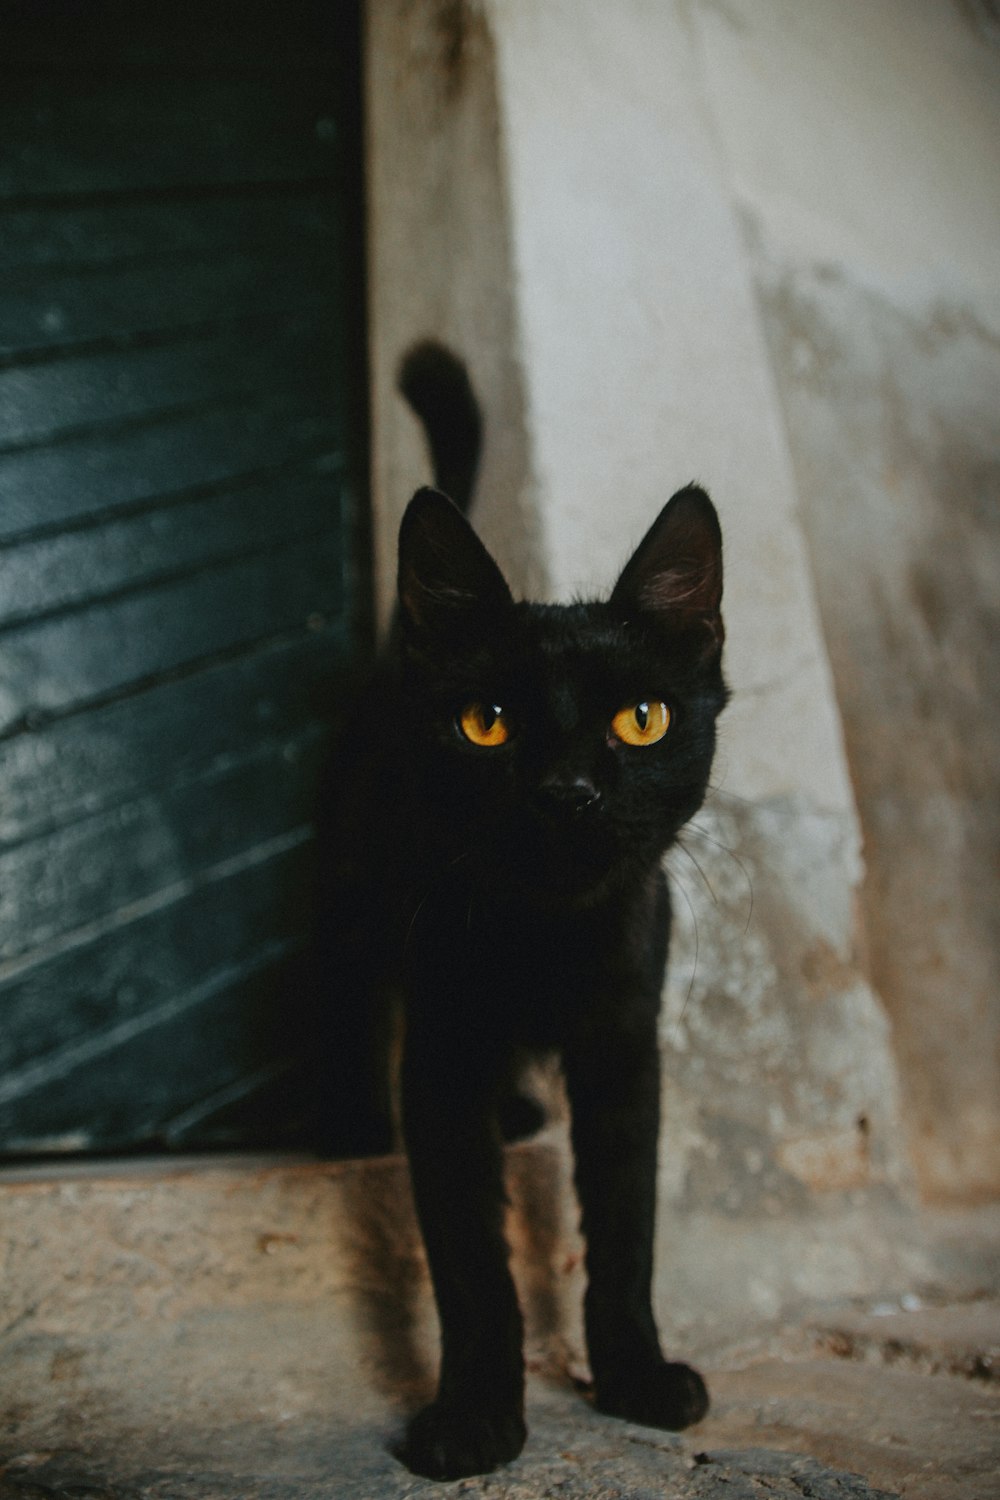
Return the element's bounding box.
[365,0,915,1255]
[365,0,543,612]
[687,0,1000,1201]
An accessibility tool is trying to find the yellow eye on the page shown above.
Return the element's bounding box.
[611,700,670,746]
[458,702,510,747]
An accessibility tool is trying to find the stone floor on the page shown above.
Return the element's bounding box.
[3,1290,997,1498]
[2,1156,997,1499]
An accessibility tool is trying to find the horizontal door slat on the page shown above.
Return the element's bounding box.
[4,0,344,75]
[0,77,342,199]
[0,317,343,451]
[0,470,344,628]
[158,1057,308,1149]
[0,732,326,963]
[0,535,347,734]
[0,840,314,1079]
[0,390,340,541]
[0,239,343,359]
[0,189,337,274]
[0,840,313,1086]
[0,950,306,1154]
[0,637,345,849]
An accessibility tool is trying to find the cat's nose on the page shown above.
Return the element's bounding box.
[538,773,601,813]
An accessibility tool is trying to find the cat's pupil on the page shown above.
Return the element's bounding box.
[635,702,649,730]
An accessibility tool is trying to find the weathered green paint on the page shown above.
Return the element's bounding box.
[0,0,366,1154]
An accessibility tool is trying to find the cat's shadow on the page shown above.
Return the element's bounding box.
[331,1125,585,1417]
[334,1151,435,1412]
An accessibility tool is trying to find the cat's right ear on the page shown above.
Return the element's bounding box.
[398,486,513,635]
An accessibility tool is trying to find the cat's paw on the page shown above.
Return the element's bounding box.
[594,1359,709,1431]
[397,1399,527,1479]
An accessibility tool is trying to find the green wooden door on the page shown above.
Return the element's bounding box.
[0,2,367,1155]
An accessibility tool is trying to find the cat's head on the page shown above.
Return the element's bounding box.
[396,485,728,903]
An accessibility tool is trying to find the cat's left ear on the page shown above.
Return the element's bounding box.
[398,486,513,635]
[610,484,724,653]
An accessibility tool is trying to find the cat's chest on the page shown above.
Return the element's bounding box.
[403,878,658,1042]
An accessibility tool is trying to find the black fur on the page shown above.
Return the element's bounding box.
[316,343,728,1479]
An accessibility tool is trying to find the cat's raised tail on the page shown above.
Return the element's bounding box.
[397,341,483,516]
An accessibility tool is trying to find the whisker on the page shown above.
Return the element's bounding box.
[404,850,474,957]
[672,836,719,907]
[684,819,755,934]
[403,890,431,960]
[707,781,796,821]
[666,863,700,1025]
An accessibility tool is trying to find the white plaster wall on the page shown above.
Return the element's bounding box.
[486,0,857,817]
[691,0,1000,320]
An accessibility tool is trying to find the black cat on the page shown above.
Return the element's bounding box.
[316,345,727,1480]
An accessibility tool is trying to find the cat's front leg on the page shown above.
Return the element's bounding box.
[564,1003,709,1431]
[397,1017,527,1479]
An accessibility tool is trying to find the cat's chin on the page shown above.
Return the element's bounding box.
[499,836,651,911]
